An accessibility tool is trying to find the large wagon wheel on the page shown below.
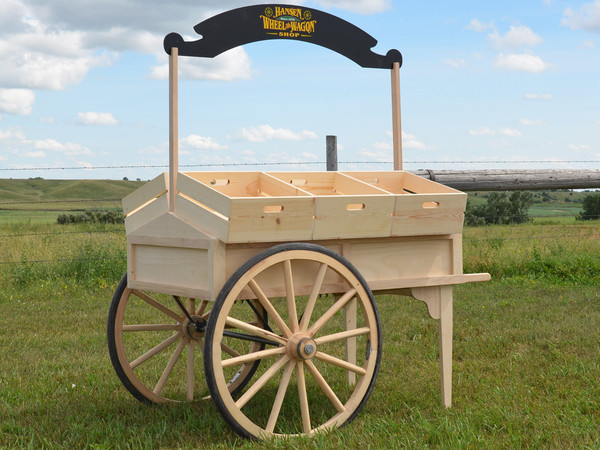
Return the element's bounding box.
[107,274,266,403]
[204,243,382,438]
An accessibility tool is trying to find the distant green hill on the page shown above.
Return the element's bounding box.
[0,179,145,222]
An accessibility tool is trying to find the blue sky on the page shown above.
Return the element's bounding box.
[0,0,598,180]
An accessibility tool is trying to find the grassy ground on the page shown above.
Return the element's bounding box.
[1,220,599,448]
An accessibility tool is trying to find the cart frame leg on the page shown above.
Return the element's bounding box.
[411,285,453,408]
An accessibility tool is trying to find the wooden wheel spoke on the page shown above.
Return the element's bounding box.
[299,262,328,331]
[196,299,209,316]
[132,289,182,322]
[122,324,181,332]
[314,351,367,376]
[130,332,182,369]
[307,289,357,336]
[296,362,311,433]
[305,360,346,413]
[248,279,292,338]
[154,337,187,395]
[186,338,194,401]
[221,347,286,368]
[225,316,287,346]
[235,355,289,409]
[221,342,241,358]
[314,327,371,345]
[266,360,295,433]
[283,260,299,332]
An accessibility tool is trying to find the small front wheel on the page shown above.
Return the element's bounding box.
[204,243,382,438]
[107,274,266,403]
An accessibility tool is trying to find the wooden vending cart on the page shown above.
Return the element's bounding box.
[107,4,490,439]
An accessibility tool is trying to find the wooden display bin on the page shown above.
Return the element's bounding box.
[344,171,467,236]
[269,171,395,239]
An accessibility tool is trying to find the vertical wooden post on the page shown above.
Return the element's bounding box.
[391,62,402,171]
[438,285,453,408]
[326,135,338,171]
[169,47,179,213]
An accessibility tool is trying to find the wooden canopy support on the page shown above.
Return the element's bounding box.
[391,62,402,171]
[169,47,179,212]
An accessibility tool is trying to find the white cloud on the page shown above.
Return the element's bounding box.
[0,127,27,140]
[78,112,118,126]
[469,126,496,136]
[520,118,546,126]
[466,19,495,32]
[402,131,428,150]
[444,58,466,68]
[524,93,553,100]
[488,26,543,49]
[300,152,319,160]
[500,128,522,137]
[494,53,551,73]
[0,1,260,90]
[235,125,318,142]
[150,47,253,81]
[567,143,591,150]
[562,1,600,33]
[581,40,596,48]
[0,2,115,90]
[0,89,35,115]
[180,134,227,150]
[313,0,391,14]
[357,149,390,162]
[469,127,522,136]
[33,138,94,156]
[21,150,46,158]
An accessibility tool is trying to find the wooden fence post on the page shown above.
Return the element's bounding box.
[326,136,338,171]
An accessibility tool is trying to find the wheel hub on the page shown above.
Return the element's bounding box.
[185,315,206,340]
[287,335,317,361]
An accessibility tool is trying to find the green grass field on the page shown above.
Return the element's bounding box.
[0,218,599,448]
[0,180,599,447]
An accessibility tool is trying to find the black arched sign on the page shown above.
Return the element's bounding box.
[164,4,402,69]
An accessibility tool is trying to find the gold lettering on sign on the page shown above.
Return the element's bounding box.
[260,6,317,38]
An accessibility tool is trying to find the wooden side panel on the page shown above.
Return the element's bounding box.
[128,244,211,298]
[122,173,168,215]
[391,193,467,236]
[348,237,454,284]
[227,197,315,243]
[313,195,394,240]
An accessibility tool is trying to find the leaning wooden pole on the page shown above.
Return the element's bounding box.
[169,47,179,212]
[391,62,403,171]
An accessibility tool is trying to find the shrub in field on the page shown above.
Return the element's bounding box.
[576,194,600,221]
[57,209,124,225]
[466,191,533,226]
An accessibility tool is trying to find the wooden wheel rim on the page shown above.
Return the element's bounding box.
[205,245,381,438]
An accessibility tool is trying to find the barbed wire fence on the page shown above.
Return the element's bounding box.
[1,160,599,271]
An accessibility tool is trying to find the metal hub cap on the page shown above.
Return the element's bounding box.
[296,337,317,360]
